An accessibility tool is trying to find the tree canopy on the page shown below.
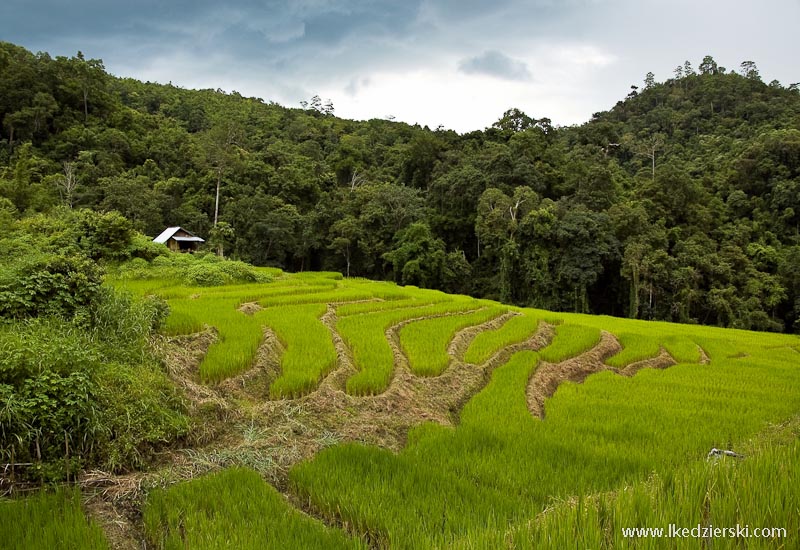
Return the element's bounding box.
[2,42,799,332]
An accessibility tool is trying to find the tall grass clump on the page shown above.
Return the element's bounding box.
[339,299,483,395]
[260,304,338,398]
[399,307,506,376]
[143,467,365,550]
[0,488,108,549]
[513,435,799,549]
[463,312,541,364]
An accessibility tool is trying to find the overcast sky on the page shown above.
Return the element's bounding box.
[2,0,798,132]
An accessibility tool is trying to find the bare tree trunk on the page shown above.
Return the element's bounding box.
[350,169,364,191]
[64,431,70,483]
[651,152,656,181]
[214,169,221,226]
[57,162,78,208]
[630,264,640,319]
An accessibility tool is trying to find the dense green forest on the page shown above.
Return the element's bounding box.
[2,42,799,332]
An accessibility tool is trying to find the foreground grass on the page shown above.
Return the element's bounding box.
[0,488,108,549]
[291,318,800,548]
[143,467,365,550]
[500,424,800,549]
[108,265,800,547]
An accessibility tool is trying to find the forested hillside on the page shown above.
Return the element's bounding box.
[2,42,799,332]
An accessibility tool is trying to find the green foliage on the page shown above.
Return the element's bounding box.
[116,253,271,287]
[0,211,188,479]
[0,289,188,479]
[0,320,103,479]
[2,41,800,331]
[72,209,134,261]
[0,250,104,321]
[383,222,472,293]
[0,488,108,549]
[127,232,169,261]
[143,467,365,550]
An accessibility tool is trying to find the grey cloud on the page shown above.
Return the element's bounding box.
[458,50,531,81]
[0,0,422,60]
[3,0,798,133]
[344,77,371,96]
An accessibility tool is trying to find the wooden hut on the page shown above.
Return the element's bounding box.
[153,227,205,253]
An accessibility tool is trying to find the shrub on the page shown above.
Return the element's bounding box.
[72,209,134,262]
[0,320,104,480]
[0,290,188,480]
[0,251,104,322]
[128,232,169,261]
[185,264,227,286]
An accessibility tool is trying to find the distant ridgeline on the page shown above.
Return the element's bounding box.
[1,41,799,332]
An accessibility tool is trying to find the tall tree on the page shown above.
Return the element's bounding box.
[740,60,761,80]
[201,118,244,229]
[699,55,719,75]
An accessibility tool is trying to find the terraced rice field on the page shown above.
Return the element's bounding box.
[10,268,799,549]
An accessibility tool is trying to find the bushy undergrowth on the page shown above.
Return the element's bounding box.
[0,211,189,481]
[115,253,275,287]
[0,290,189,480]
[0,251,104,321]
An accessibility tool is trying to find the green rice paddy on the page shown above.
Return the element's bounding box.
[12,266,797,548]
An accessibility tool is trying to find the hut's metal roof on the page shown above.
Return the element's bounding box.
[172,236,205,243]
[153,227,203,244]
